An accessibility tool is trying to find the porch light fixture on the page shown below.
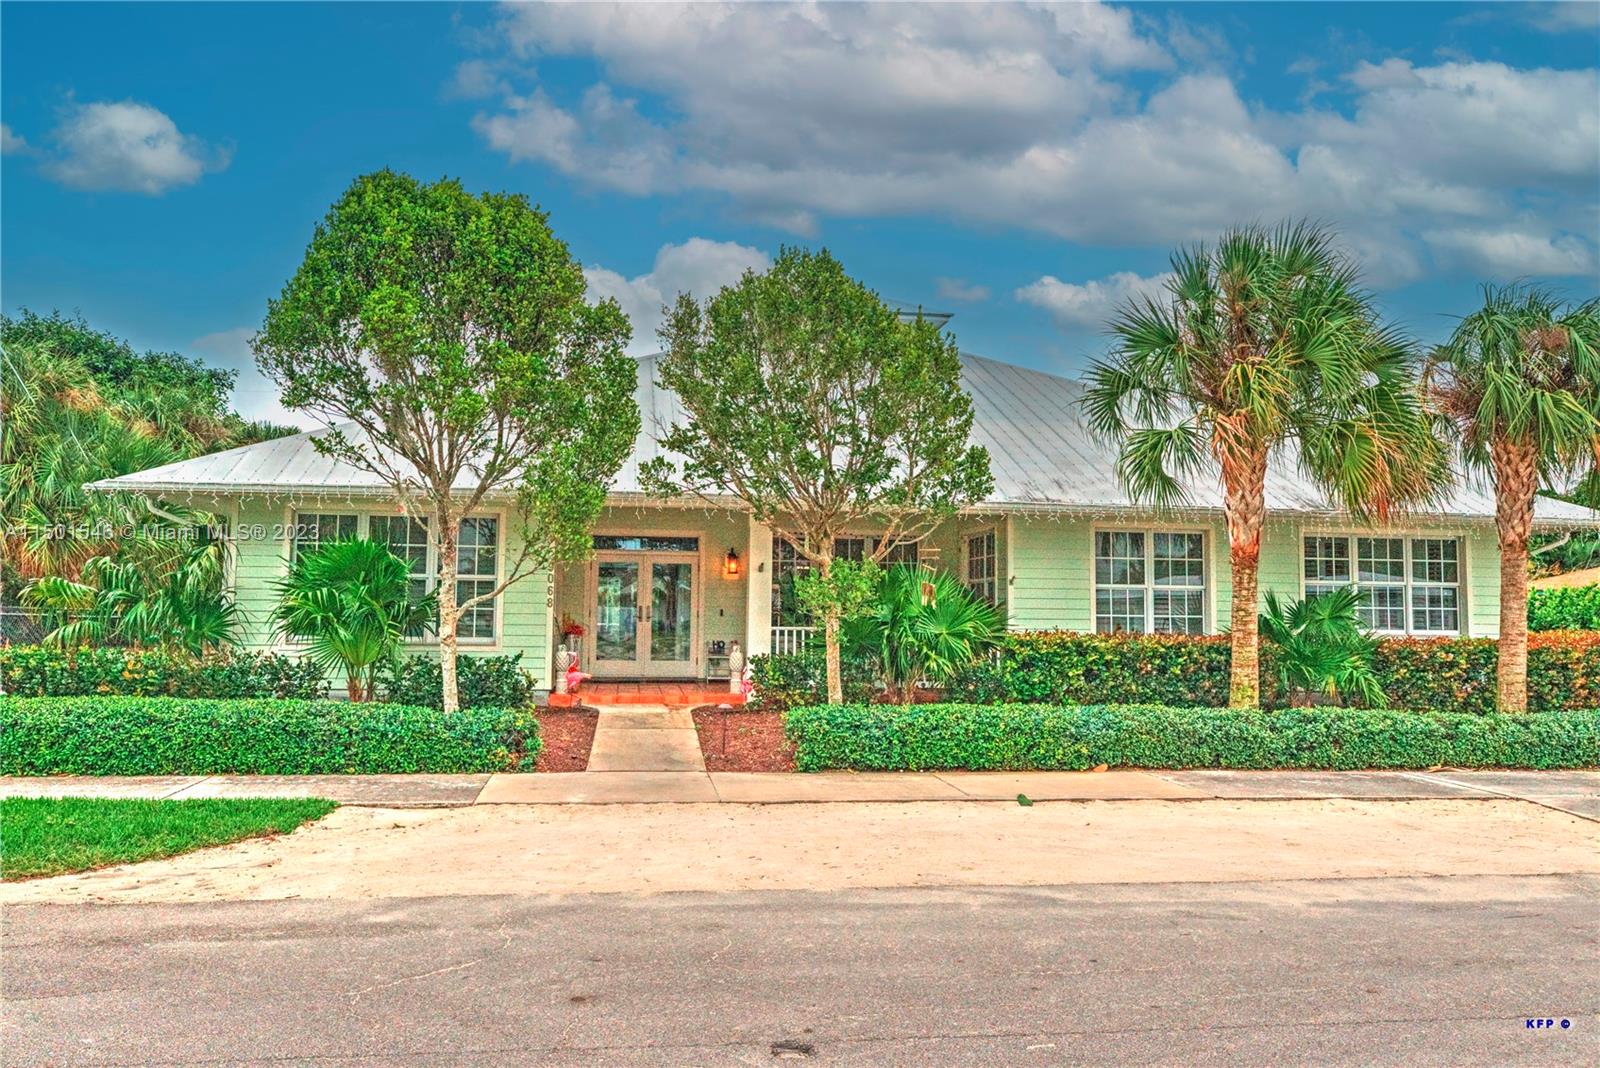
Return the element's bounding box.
[724,549,741,578]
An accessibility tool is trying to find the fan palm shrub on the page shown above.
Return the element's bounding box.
[22,527,241,655]
[271,538,436,701]
[1426,286,1600,711]
[1083,221,1447,707]
[1259,589,1384,708]
[843,564,1004,703]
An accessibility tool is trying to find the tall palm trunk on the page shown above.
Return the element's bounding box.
[437,514,461,715]
[1222,444,1269,708]
[1491,436,1538,713]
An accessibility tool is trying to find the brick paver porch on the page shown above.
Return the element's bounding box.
[563,682,745,708]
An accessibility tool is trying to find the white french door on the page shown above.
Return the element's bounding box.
[590,551,698,678]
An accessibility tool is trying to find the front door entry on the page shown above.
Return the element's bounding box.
[592,552,697,677]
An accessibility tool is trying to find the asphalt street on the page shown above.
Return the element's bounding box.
[4,873,1596,1066]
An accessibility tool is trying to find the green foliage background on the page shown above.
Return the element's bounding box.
[784,702,1600,772]
[0,697,540,775]
[0,645,327,699]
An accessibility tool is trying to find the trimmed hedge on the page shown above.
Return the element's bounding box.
[0,646,327,700]
[379,653,536,710]
[749,650,875,712]
[1529,585,1600,631]
[946,631,1600,715]
[784,702,1600,772]
[0,697,540,775]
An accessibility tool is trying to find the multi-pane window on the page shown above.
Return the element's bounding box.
[371,514,433,636]
[879,538,920,566]
[455,518,499,640]
[1302,535,1461,634]
[292,512,357,560]
[1151,533,1205,634]
[771,536,873,626]
[1356,537,1406,631]
[1410,538,1460,633]
[965,530,997,605]
[1095,530,1206,635]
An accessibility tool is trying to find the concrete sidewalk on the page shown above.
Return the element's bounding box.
[3,768,1597,819]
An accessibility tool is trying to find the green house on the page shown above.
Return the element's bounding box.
[92,352,1595,691]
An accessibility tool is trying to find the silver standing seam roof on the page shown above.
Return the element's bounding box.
[88,352,1599,527]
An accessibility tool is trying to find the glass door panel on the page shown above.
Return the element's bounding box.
[650,561,693,663]
[595,562,640,663]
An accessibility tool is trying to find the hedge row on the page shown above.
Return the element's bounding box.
[945,631,1600,715]
[0,697,540,775]
[378,654,535,710]
[783,702,1600,772]
[0,646,327,700]
[1528,585,1600,631]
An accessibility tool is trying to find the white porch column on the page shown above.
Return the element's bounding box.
[745,514,773,656]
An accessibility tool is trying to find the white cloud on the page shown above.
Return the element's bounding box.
[1,123,29,155]
[190,328,318,430]
[43,100,228,194]
[585,238,771,355]
[1015,270,1173,330]
[1521,2,1600,33]
[467,3,1597,281]
[934,277,990,303]
[1422,226,1597,278]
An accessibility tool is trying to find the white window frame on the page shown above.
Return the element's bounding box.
[281,507,504,646]
[1091,526,1210,635]
[1299,530,1465,636]
[964,528,998,605]
[290,511,359,561]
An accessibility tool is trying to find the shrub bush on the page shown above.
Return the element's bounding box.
[946,631,1600,714]
[0,696,540,775]
[377,653,536,710]
[1529,585,1600,631]
[784,702,1600,772]
[0,645,326,700]
[748,650,876,712]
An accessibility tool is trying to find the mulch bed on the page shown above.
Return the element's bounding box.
[691,708,797,772]
[534,707,599,772]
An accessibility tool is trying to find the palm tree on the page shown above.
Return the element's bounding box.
[843,564,1005,703]
[1084,221,1447,707]
[22,527,242,655]
[272,538,436,701]
[1259,589,1384,708]
[1426,286,1600,712]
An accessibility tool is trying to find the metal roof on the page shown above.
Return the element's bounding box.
[89,352,1600,526]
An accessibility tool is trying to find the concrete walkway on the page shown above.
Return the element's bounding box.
[584,705,705,772]
[3,769,1597,819]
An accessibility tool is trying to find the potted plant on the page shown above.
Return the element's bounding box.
[560,615,584,653]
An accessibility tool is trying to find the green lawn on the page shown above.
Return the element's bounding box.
[0,797,338,880]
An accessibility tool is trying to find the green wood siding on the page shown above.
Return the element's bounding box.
[220,494,1511,686]
[226,495,552,688]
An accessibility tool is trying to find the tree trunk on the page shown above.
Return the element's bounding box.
[1222,444,1269,708]
[437,514,461,715]
[346,673,364,702]
[1492,437,1538,713]
[820,555,843,705]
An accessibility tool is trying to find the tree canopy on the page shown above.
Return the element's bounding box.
[1084,221,1445,707]
[254,169,640,712]
[644,246,993,701]
[1427,285,1600,710]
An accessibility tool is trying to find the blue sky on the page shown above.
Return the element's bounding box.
[3,1,1597,426]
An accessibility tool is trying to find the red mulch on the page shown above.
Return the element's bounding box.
[691,708,796,772]
[534,708,599,772]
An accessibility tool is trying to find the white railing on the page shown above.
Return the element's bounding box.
[770,626,818,656]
